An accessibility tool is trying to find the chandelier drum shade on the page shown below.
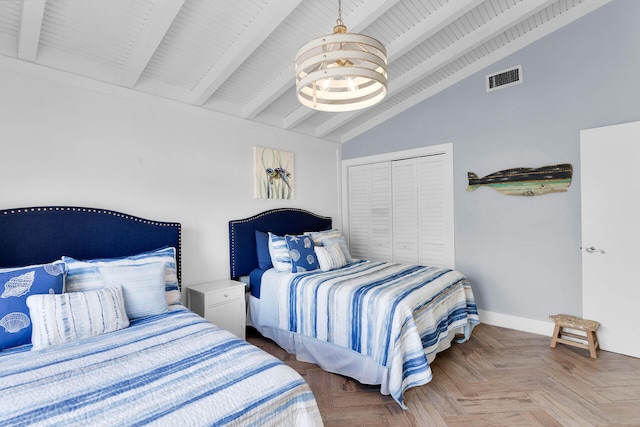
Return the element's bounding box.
[295,3,387,112]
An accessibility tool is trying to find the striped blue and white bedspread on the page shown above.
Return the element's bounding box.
[276,260,479,408]
[0,307,322,427]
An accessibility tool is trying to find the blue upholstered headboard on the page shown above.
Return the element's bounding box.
[228,208,332,280]
[0,206,182,285]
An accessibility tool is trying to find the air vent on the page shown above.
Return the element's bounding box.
[486,65,522,92]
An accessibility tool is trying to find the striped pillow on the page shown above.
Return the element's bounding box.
[99,262,168,319]
[306,229,342,246]
[63,246,180,306]
[268,232,292,272]
[314,242,347,271]
[321,236,353,262]
[27,286,129,351]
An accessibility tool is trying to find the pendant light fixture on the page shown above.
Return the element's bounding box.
[294,0,387,112]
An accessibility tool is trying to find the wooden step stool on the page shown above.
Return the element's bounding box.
[549,314,600,359]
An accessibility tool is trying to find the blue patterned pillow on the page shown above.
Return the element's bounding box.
[286,234,319,273]
[0,261,66,351]
[268,232,292,272]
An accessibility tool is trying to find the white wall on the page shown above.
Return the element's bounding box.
[0,60,341,289]
[342,0,640,333]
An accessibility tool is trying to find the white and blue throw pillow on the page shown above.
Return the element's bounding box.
[63,246,180,307]
[320,236,353,263]
[307,229,353,262]
[98,262,168,319]
[0,261,66,351]
[268,232,292,272]
[314,242,347,271]
[27,286,129,351]
[285,234,319,273]
[307,229,342,245]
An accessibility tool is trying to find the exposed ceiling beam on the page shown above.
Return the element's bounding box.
[309,0,485,136]
[191,0,302,106]
[120,0,184,88]
[243,0,400,120]
[17,0,45,62]
[338,0,613,143]
[383,0,485,61]
[315,0,556,139]
[390,0,557,93]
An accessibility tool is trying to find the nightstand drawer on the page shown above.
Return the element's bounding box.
[203,288,243,306]
[187,280,246,340]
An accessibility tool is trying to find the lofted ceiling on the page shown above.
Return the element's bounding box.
[0,0,610,143]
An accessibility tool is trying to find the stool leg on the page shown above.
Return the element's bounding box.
[587,330,598,359]
[550,325,561,348]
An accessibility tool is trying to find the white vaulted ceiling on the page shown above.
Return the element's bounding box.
[0,0,611,143]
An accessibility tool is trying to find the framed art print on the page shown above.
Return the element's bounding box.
[254,146,294,199]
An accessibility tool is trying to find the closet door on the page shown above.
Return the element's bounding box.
[417,155,450,267]
[343,143,454,268]
[347,162,392,261]
[391,155,450,266]
[392,159,419,263]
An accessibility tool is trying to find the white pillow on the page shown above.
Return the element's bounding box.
[314,242,347,271]
[99,262,168,319]
[27,286,129,351]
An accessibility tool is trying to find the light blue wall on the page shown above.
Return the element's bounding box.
[343,0,640,322]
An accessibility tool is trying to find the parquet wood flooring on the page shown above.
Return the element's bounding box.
[247,324,640,426]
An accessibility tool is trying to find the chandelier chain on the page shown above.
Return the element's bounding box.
[336,0,343,26]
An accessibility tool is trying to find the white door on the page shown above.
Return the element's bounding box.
[417,155,453,268]
[392,155,453,267]
[392,158,419,263]
[342,143,455,267]
[581,120,640,358]
[347,162,392,261]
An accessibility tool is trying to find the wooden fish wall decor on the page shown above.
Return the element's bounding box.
[467,163,573,197]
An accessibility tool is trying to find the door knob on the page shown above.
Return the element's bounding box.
[585,245,605,254]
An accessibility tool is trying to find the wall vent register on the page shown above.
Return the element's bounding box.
[486,65,522,92]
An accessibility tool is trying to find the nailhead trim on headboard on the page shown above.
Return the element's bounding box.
[228,208,332,279]
[0,206,182,285]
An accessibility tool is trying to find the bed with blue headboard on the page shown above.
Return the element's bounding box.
[0,206,322,426]
[229,208,332,296]
[229,207,480,409]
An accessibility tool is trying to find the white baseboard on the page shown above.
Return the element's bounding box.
[478,310,555,337]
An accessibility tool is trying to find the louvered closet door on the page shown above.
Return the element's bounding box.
[347,162,392,261]
[345,145,453,268]
[392,159,419,263]
[417,155,448,267]
[392,155,448,266]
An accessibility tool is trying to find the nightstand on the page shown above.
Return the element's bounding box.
[187,279,246,340]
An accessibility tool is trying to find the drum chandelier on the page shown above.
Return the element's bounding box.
[294,0,387,112]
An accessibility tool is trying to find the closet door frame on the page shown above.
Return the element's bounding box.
[341,143,455,269]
